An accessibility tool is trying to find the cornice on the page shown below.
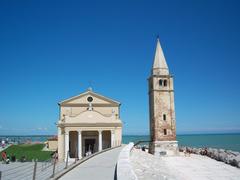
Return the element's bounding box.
[57,122,122,128]
[60,103,119,107]
[148,89,174,94]
[147,74,173,80]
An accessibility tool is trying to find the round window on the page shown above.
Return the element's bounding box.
[87,96,93,102]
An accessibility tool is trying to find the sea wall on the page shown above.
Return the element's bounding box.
[179,146,240,168]
[117,142,138,180]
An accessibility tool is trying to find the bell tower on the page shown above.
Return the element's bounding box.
[148,38,178,156]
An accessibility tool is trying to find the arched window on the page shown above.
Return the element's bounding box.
[164,129,167,135]
[159,79,163,86]
[164,80,168,86]
[163,114,166,121]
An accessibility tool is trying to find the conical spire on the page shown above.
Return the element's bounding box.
[152,38,169,75]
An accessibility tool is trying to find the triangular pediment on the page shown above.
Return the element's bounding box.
[59,90,120,106]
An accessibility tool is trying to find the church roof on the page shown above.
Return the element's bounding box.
[152,38,169,75]
[59,89,120,106]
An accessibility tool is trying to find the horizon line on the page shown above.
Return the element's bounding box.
[1,132,240,137]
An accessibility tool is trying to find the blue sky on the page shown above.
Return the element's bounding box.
[0,0,240,135]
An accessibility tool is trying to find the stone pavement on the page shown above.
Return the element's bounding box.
[60,146,123,180]
[161,153,240,180]
[131,148,240,180]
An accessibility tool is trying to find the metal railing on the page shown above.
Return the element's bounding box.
[134,140,151,147]
[0,145,121,180]
[0,153,69,180]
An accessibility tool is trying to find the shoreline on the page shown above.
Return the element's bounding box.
[1,132,240,136]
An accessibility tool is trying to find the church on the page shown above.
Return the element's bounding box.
[57,88,122,161]
[57,38,178,161]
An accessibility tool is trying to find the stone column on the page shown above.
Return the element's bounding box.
[65,131,69,161]
[78,130,82,159]
[98,130,102,151]
[111,130,115,147]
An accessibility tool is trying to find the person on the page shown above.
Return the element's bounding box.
[1,151,10,164]
[11,154,16,162]
[1,151,7,161]
[52,150,58,160]
[20,155,26,162]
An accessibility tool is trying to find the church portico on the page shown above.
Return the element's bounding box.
[57,89,122,161]
[63,127,119,161]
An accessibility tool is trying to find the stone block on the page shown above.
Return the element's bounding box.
[150,141,178,156]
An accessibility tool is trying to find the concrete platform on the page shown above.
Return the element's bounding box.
[131,148,240,180]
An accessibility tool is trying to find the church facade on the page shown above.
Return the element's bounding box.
[57,88,122,161]
[148,38,178,156]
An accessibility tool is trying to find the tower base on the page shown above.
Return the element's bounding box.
[149,141,178,156]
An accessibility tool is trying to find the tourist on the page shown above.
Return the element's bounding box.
[11,154,16,162]
[1,151,10,164]
[1,151,6,161]
[52,150,58,160]
[20,155,26,162]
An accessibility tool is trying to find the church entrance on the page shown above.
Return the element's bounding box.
[82,131,98,156]
[84,139,95,155]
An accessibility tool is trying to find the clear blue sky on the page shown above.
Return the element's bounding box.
[0,0,240,135]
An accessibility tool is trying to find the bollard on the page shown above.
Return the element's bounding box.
[0,171,2,180]
[32,160,37,180]
[51,154,57,178]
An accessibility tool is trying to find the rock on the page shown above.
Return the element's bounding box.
[180,146,240,168]
[230,158,238,167]
[218,152,228,162]
[226,154,234,164]
[234,155,240,168]
[192,148,198,154]
[218,149,225,153]
[209,148,219,160]
[207,148,214,157]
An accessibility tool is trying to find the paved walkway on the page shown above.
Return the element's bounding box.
[60,146,123,180]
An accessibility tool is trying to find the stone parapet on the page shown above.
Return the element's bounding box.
[117,142,138,180]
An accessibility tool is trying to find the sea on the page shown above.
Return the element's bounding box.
[1,133,240,152]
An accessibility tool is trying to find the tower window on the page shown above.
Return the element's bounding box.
[163,114,166,121]
[164,80,168,86]
[164,129,167,135]
[159,79,163,86]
